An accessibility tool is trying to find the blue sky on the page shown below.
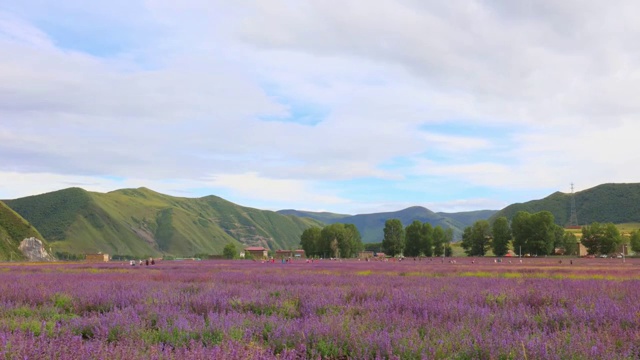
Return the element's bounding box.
[2,1,640,214]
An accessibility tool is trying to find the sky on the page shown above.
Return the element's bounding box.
[1,1,640,215]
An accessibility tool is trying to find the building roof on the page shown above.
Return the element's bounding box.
[245,247,267,251]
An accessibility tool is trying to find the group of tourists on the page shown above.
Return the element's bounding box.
[129,258,155,266]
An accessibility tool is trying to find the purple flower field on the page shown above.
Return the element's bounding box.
[0,258,639,359]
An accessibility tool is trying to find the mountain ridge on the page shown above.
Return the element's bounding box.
[4,182,640,258]
[278,206,498,242]
[4,187,322,257]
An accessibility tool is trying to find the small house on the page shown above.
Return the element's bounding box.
[86,253,109,263]
[244,247,268,259]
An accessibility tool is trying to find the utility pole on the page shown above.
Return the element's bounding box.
[569,183,579,227]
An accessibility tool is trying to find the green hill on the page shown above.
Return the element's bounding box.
[0,200,47,261]
[492,183,640,226]
[4,187,321,257]
[341,206,468,243]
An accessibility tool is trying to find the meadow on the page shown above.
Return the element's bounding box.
[0,258,639,359]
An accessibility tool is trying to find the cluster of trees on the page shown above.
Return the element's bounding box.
[381,219,453,257]
[462,210,633,257]
[300,223,364,258]
[462,211,578,257]
[580,222,622,255]
[299,210,640,260]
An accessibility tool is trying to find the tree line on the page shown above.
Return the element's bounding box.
[300,210,640,259]
[462,210,636,257]
[381,219,453,257]
[299,220,454,258]
[300,223,364,258]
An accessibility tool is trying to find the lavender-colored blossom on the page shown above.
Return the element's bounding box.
[0,258,638,359]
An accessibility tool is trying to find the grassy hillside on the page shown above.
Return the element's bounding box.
[492,183,640,226]
[4,188,321,257]
[0,200,47,261]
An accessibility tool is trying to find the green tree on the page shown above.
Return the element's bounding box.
[581,222,622,255]
[444,227,453,257]
[319,224,345,258]
[460,227,473,256]
[317,223,363,258]
[421,223,434,257]
[300,226,322,257]
[382,219,405,256]
[444,244,453,257]
[432,226,445,257]
[630,230,640,254]
[529,211,556,255]
[342,224,364,258]
[511,211,531,257]
[511,211,556,256]
[552,225,566,250]
[404,220,424,257]
[461,220,492,256]
[222,243,238,259]
[491,217,511,257]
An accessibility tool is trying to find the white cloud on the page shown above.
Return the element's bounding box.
[204,172,348,208]
[2,1,640,213]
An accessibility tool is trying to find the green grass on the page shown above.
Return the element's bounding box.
[0,201,48,261]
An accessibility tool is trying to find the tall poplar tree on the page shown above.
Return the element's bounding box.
[382,219,405,256]
[404,220,424,257]
[491,217,511,257]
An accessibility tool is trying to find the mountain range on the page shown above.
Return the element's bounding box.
[277,208,497,243]
[3,187,321,258]
[2,182,640,260]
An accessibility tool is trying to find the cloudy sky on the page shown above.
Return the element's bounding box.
[1,1,639,214]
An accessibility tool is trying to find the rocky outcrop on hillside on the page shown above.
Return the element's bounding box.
[18,237,55,261]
